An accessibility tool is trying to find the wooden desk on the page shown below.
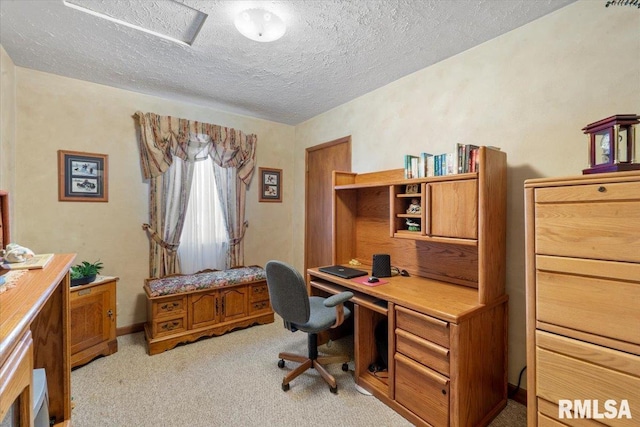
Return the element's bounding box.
[308,267,508,427]
[0,254,75,426]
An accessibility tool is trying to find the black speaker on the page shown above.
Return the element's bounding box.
[372,254,391,278]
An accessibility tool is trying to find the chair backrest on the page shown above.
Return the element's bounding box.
[265,260,310,325]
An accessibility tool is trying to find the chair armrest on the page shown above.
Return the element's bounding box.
[324,291,354,307]
[325,291,353,328]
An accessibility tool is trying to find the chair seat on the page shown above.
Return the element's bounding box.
[291,296,352,333]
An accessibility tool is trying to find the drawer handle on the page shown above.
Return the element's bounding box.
[161,302,180,311]
[161,321,180,331]
[598,186,606,193]
[396,329,449,357]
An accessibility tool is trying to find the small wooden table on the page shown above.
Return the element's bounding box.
[70,275,118,368]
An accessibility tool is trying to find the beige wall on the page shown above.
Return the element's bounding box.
[10,68,294,328]
[0,45,16,204]
[293,0,640,388]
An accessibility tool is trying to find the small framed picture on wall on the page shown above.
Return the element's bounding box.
[259,167,282,203]
[58,150,109,202]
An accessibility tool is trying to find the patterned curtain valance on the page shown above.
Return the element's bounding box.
[134,111,257,184]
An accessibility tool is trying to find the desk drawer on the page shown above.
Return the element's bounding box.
[396,306,449,349]
[536,270,640,346]
[536,331,640,427]
[395,352,449,427]
[395,328,449,376]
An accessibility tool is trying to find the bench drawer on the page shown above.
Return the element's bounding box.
[249,300,271,315]
[151,295,187,318]
[152,315,187,337]
[249,282,269,303]
[395,306,449,349]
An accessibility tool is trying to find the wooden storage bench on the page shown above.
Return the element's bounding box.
[144,266,274,355]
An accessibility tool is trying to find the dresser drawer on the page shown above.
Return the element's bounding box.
[395,353,449,427]
[536,270,640,346]
[395,328,449,375]
[535,331,640,427]
[534,196,640,263]
[151,295,187,318]
[249,282,269,302]
[535,181,640,203]
[395,306,449,349]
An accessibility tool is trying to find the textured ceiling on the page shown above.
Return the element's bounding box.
[0,0,577,125]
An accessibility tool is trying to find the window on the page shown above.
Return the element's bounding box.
[177,157,229,273]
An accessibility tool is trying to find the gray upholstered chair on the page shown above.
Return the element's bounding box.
[265,260,354,393]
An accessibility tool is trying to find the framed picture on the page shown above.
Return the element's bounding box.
[58,150,108,202]
[259,167,282,202]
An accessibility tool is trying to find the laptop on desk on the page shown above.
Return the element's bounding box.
[318,265,368,279]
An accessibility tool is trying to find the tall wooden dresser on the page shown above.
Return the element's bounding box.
[525,171,640,426]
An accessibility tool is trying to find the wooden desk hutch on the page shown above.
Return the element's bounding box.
[308,146,508,427]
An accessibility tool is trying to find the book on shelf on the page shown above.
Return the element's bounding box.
[404,154,420,179]
[1,253,54,270]
[456,143,480,174]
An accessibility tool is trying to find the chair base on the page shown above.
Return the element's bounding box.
[278,351,350,392]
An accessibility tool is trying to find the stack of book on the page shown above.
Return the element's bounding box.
[404,144,495,177]
[404,153,435,178]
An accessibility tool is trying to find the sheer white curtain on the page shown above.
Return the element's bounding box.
[178,156,229,274]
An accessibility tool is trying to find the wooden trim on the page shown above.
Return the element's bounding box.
[117,322,145,336]
[305,135,352,153]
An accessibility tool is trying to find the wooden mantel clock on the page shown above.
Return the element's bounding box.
[583,114,639,174]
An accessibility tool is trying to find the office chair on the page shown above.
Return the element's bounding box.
[265,260,354,393]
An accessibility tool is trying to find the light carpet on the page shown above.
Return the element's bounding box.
[71,318,526,426]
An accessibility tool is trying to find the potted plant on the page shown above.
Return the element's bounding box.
[70,260,104,287]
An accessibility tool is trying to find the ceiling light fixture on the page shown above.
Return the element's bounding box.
[234,8,286,42]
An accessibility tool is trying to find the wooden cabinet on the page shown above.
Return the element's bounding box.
[70,276,118,369]
[525,171,640,426]
[187,286,249,329]
[392,179,477,241]
[309,146,508,427]
[0,254,75,427]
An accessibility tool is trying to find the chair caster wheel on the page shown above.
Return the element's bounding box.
[342,363,349,371]
[278,359,285,368]
[330,386,338,394]
[282,383,290,392]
